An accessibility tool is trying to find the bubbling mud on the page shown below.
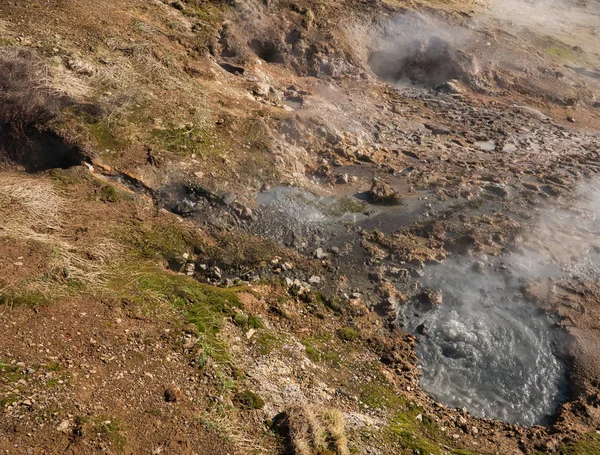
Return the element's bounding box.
[398,259,570,426]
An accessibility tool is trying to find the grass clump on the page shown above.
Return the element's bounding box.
[99,184,120,203]
[337,327,360,342]
[235,390,265,410]
[254,331,283,355]
[233,313,265,330]
[122,219,205,263]
[0,289,51,307]
[0,359,21,382]
[276,405,349,455]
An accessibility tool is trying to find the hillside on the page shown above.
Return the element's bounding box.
[1,0,600,454]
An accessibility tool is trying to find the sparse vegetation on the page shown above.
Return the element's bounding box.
[92,417,128,452]
[277,405,349,455]
[235,390,265,410]
[0,47,58,159]
[337,327,360,342]
[0,289,51,307]
[99,184,120,203]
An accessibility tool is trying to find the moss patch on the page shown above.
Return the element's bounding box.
[337,327,360,342]
[0,289,51,307]
[99,184,120,203]
[235,390,265,410]
[107,264,240,365]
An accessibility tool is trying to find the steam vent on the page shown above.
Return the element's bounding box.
[1,0,600,454]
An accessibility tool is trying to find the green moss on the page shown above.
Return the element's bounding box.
[254,331,283,355]
[248,315,264,329]
[150,126,206,157]
[533,432,600,455]
[92,417,127,452]
[0,394,18,407]
[302,337,340,365]
[548,46,576,60]
[337,327,360,342]
[122,219,205,262]
[334,197,366,215]
[234,313,249,328]
[0,360,18,374]
[357,381,483,455]
[235,390,265,410]
[99,184,120,203]
[47,362,62,372]
[107,264,240,365]
[88,121,125,152]
[0,289,51,307]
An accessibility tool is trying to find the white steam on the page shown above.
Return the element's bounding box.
[399,180,600,425]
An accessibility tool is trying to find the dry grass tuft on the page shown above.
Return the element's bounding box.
[0,47,60,159]
[0,174,121,293]
[283,405,349,455]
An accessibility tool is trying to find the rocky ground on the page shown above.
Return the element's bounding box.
[1,0,600,454]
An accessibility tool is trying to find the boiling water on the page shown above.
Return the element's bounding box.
[398,260,569,426]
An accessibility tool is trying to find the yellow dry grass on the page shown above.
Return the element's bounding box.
[286,405,349,455]
[0,173,121,294]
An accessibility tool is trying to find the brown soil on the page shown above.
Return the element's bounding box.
[1,0,600,454]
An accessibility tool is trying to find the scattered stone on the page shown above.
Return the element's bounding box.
[56,420,71,433]
[308,275,321,285]
[222,193,236,206]
[337,173,349,184]
[185,263,195,276]
[314,248,329,259]
[567,115,576,123]
[368,179,402,205]
[424,123,452,135]
[253,83,271,97]
[436,80,463,94]
[382,296,398,311]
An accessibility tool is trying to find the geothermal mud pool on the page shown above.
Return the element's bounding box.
[398,259,570,426]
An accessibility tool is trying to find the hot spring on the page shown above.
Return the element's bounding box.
[398,259,570,426]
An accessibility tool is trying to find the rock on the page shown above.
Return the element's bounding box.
[368,179,402,205]
[424,123,452,135]
[253,83,271,97]
[567,115,576,123]
[314,248,329,259]
[328,246,340,255]
[66,58,95,76]
[56,420,71,433]
[222,193,236,206]
[260,183,271,193]
[484,184,508,198]
[383,296,398,311]
[436,80,463,94]
[308,275,321,285]
[336,173,349,184]
[164,386,183,403]
[185,263,195,276]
